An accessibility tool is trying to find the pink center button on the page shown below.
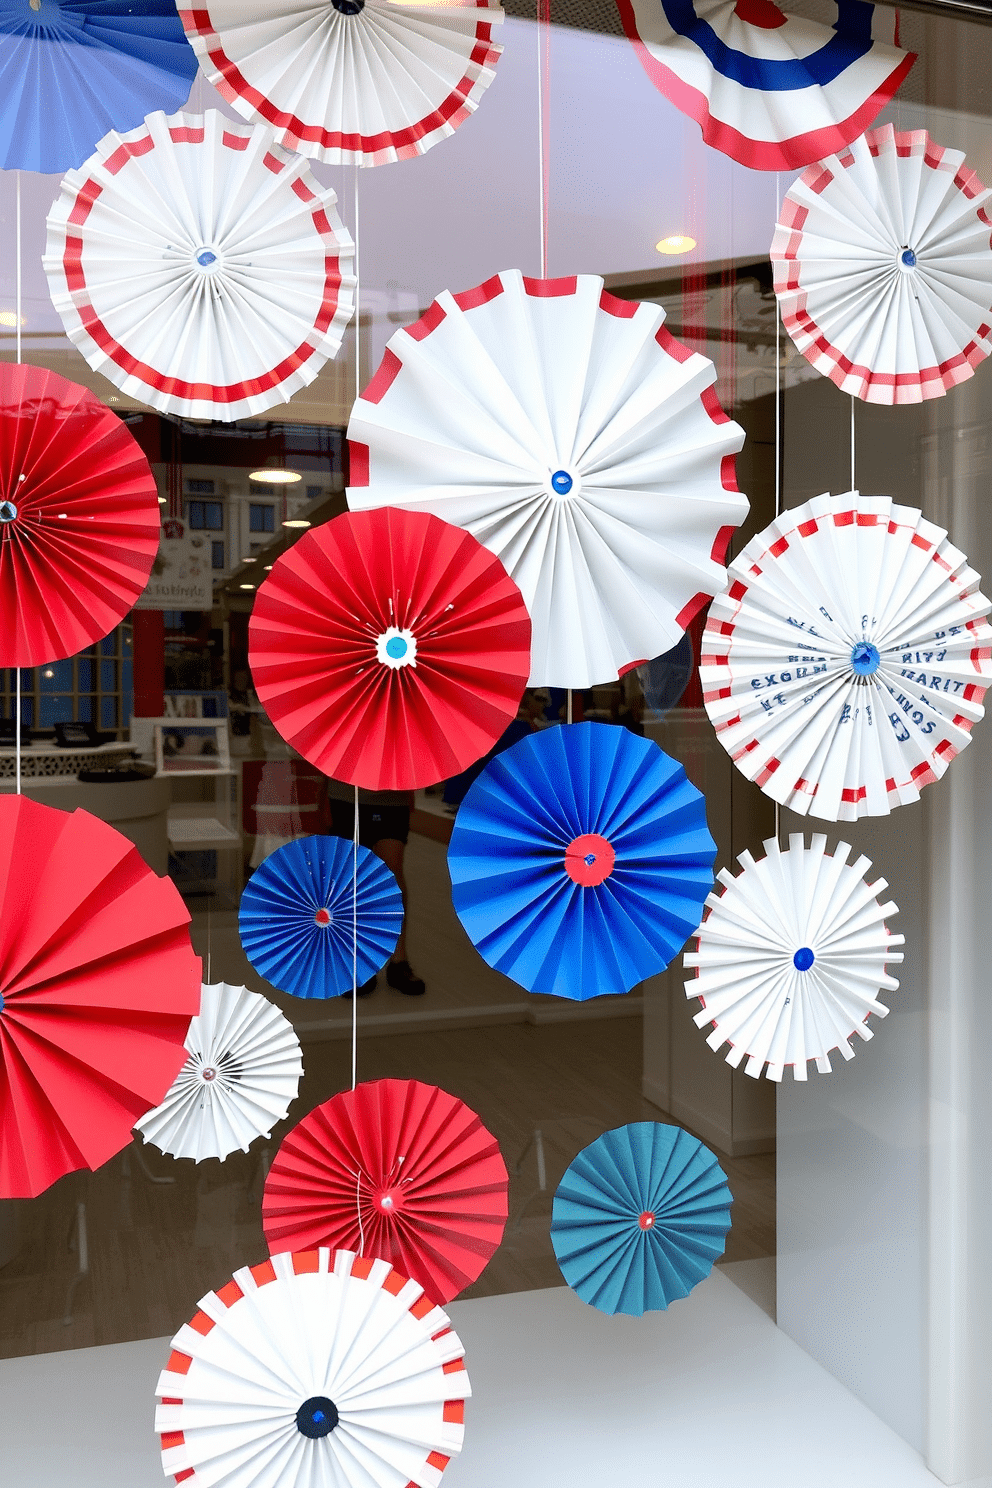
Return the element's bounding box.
[564,833,615,887]
[638,1211,655,1231]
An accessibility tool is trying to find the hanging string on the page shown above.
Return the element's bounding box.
[14,670,20,796]
[850,394,856,492]
[351,782,359,1091]
[353,164,361,403]
[354,1168,365,1256]
[774,172,782,849]
[206,894,212,984]
[15,172,21,366]
[535,0,550,277]
[566,688,572,725]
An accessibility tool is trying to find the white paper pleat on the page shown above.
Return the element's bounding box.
[702,490,992,820]
[685,833,904,1081]
[348,270,748,689]
[135,983,302,1162]
[155,1248,470,1488]
[44,109,355,420]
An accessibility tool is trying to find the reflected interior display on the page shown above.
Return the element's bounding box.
[685,833,905,1080]
[0,795,200,1199]
[0,0,198,173]
[176,0,504,167]
[551,1121,732,1314]
[348,269,748,690]
[772,124,992,403]
[0,363,160,669]
[448,720,717,1000]
[262,1078,509,1305]
[248,507,531,790]
[701,490,992,820]
[617,0,914,171]
[44,109,356,422]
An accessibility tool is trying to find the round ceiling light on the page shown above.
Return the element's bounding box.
[282,518,312,529]
[249,470,302,484]
[655,235,697,255]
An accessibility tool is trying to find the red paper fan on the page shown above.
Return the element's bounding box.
[0,795,201,1198]
[248,507,531,790]
[262,1078,509,1305]
[0,363,160,667]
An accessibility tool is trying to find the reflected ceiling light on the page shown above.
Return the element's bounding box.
[239,582,256,590]
[158,496,167,504]
[656,235,696,255]
[0,311,26,328]
[282,518,311,529]
[249,469,301,484]
[264,564,273,570]
[243,557,256,564]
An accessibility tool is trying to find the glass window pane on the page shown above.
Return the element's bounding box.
[100,634,116,656]
[212,540,225,569]
[40,660,72,692]
[100,659,116,692]
[77,696,93,722]
[100,697,117,730]
[77,658,94,691]
[39,695,73,727]
[205,502,223,530]
[188,500,205,529]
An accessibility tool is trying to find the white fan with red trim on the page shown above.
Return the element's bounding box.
[155,1247,470,1488]
[44,109,355,421]
[701,491,992,820]
[772,124,992,403]
[348,269,748,690]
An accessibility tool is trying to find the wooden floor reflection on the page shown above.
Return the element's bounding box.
[0,1018,774,1360]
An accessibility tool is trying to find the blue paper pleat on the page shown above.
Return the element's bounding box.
[0,1,198,173]
[550,1122,732,1316]
[447,721,716,1000]
[239,836,403,1001]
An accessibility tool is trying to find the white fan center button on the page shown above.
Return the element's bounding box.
[376,626,417,669]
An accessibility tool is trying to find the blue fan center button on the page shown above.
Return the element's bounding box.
[850,641,880,676]
[296,1396,339,1438]
[550,470,573,495]
[793,946,815,972]
[195,248,218,268]
[900,248,917,269]
[0,500,17,523]
[386,635,408,660]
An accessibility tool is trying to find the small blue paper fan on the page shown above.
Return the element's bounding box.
[0,1,198,173]
[551,1122,732,1316]
[239,836,403,1000]
[447,721,716,1000]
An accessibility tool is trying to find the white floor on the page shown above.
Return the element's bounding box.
[0,1269,968,1487]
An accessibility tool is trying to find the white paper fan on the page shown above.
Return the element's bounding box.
[135,983,302,1162]
[44,109,355,422]
[684,833,904,1081]
[177,0,504,167]
[771,124,992,404]
[701,491,992,821]
[348,270,748,689]
[155,1247,471,1488]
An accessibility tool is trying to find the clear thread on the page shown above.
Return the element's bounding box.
[536,0,550,278]
[352,783,358,1091]
[353,164,361,405]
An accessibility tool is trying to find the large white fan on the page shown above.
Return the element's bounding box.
[685,833,904,1081]
[701,491,992,821]
[348,269,748,689]
[177,0,504,167]
[772,124,992,403]
[134,982,303,1163]
[155,1247,471,1488]
[44,109,355,422]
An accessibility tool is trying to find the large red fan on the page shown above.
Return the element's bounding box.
[0,796,201,1198]
[262,1078,509,1305]
[248,507,531,790]
[0,363,160,667]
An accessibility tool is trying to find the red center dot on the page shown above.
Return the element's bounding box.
[564,833,615,887]
[202,1067,216,1083]
[638,1211,655,1230]
[314,907,331,927]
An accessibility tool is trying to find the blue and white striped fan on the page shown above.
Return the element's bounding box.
[551,1122,732,1315]
[239,835,402,1000]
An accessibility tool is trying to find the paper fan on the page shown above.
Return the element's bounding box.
[447,721,716,1001]
[263,1079,508,1306]
[177,0,503,168]
[0,0,198,173]
[617,0,914,171]
[348,270,747,690]
[248,507,531,791]
[44,108,355,422]
[772,125,992,403]
[134,982,303,1162]
[0,363,160,668]
[701,491,992,821]
[239,835,403,1000]
[156,1247,470,1488]
[0,795,200,1199]
[550,1122,732,1316]
[685,833,904,1080]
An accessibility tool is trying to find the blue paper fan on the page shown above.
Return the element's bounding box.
[551,1122,732,1316]
[0,1,198,173]
[239,836,403,1001]
[447,721,716,1000]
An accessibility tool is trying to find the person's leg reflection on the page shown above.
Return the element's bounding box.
[371,835,425,996]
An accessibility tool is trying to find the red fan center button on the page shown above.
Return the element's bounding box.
[314,907,332,927]
[202,1067,217,1083]
[733,0,788,26]
[638,1211,656,1230]
[374,1187,403,1215]
[564,833,615,887]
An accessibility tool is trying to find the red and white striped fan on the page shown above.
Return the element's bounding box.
[701,491,992,820]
